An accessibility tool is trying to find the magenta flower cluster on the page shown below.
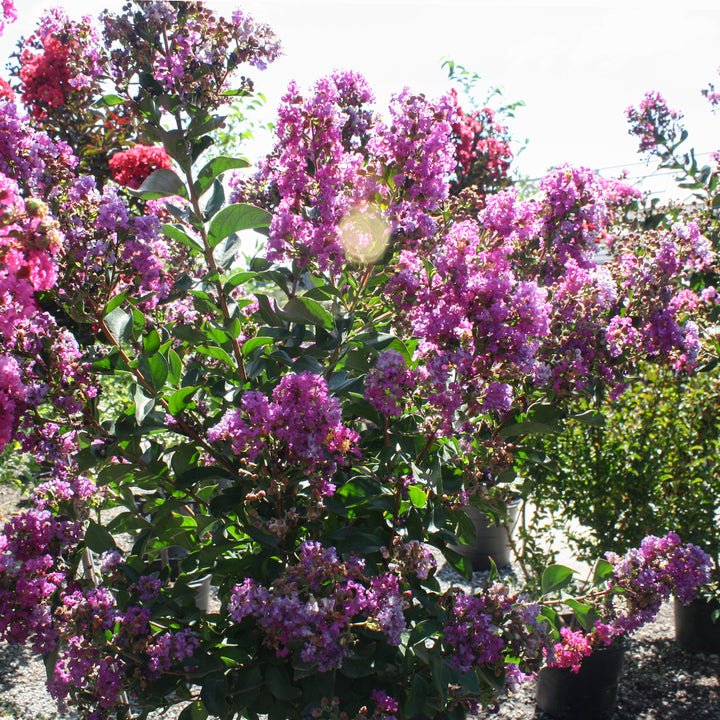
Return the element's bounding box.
[247,71,458,274]
[228,541,406,671]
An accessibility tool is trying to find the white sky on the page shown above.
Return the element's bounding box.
[4,0,720,197]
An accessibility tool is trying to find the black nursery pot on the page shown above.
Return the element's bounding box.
[535,642,626,720]
[449,501,521,571]
[674,596,720,653]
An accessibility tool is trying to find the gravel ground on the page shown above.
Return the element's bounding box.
[1,486,719,719]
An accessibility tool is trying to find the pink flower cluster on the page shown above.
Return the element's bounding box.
[109,144,172,190]
[228,542,405,671]
[209,372,359,496]
[448,88,514,199]
[0,171,78,449]
[0,0,16,38]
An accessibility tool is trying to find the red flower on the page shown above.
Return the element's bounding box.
[108,145,173,190]
[19,34,73,117]
[0,77,14,102]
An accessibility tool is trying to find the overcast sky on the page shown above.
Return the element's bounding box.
[5,0,720,197]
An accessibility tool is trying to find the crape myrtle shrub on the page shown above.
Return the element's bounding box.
[0,2,715,719]
[516,80,720,577]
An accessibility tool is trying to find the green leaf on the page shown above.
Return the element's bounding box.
[566,599,600,633]
[178,701,208,720]
[204,178,225,221]
[134,384,156,425]
[194,156,250,197]
[139,354,168,391]
[168,386,199,416]
[571,409,606,427]
[104,307,132,343]
[130,168,188,200]
[95,93,125,107]
[85,519,118,554]
[282,297,334,330]
[208,203,271,248]
[592,558,614,585]
[404,675,429,719]
[223,271,258,292]
[407,619,442,646]
[265,666,301,701]
[242,336,275,355]
[408,484,428,508]
[163,223,203,253]
[167,349,182,385]
[103,292,129,316]
[143,329,161,355]
[200,675,229,715]
[541,564,575,595]
[500,421,560,438]
[213,231,244,270]
[195,345,235,366]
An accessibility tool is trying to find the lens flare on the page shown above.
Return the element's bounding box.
[339,204,390,263]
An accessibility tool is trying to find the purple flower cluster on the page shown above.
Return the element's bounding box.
[442,590,505,672]
[61,177,171,305]
[48,580,199,718]
[470,165,707,397]
[626,91,685,154]
[0,101,77,196]
[146,629,200,675]
[371,689,399,719]
[102,2,279,110]
[228,542,406,671]
[442,584,545,694]
[0,508,81,653]
[607,532,711,628]
[209,373,359,496]
[386,219,552,434]
[548,532,711,672]
[365,349,416,417]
